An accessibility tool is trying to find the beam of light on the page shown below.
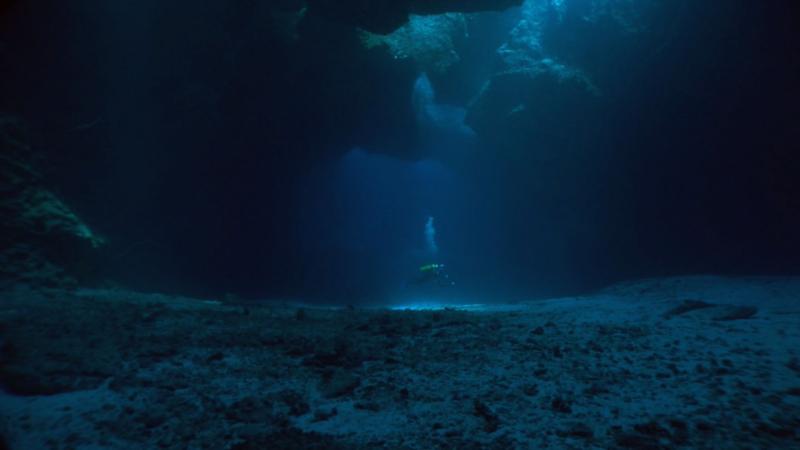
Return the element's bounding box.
[425,216,438,255]
[388,300,493,311]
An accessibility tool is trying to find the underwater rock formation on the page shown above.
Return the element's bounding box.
[0,116,103,289]
[3,188,102,248]
[266,1,309,42]
[464,0,597,158]
[413,73,475,153]
[466,62,597,159]
[360,13,468,74]
[307,0,523,34]
[465,0,659,159]
[580,0,659,35]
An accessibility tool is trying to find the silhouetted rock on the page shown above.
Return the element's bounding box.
[473,399,500,433]
[634,421,671,439]
[465,65,598,159]
[0,367,67,396]
[614,432,668,450]
[321,369,360,398]
[663,299,715,318]
[312,407,338,422]
[226,397,274,423]
[0,115,103,289]
[714,306,758,321]
[278,390,311,417]
[558,422,593,439]
[550,396,572,414]
[307,0,523,34]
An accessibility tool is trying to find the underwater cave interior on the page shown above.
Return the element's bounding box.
[0,0,799,449]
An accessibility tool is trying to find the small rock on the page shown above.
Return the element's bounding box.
[634,421,671,439]
[279,390,309,416]
[206,351,224,363]
[755,421,796,439]
[559,422,593,439]
[695,421,713,434]
[663,299,714,318]
[550,397,572,414]
[668,419,689,445]
[231,423,265,441]
[522,384,538,396]
[473,399,500,433]
[226,397,273,423]
[614,432,662,449]
[714,306,757,321]
[312,407,337,422]
[584,383,610,397]
[321,369,360,398]
[136,412,166,429]
[785,357,800,374]
[0,367,69,396]
[354,401,381,412]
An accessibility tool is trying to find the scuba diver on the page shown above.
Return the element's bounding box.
[407,217,455,288]
[411,262,455,287]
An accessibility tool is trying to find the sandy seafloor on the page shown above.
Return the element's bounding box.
[0,276,799,449]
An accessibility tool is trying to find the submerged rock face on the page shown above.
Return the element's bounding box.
[0,116,103,289]
[352,0,656,160]
[307,0,524,34]
[360,13,468,74]
[465,0,652,159]
[466,63,598,160]
[413,73,475,155]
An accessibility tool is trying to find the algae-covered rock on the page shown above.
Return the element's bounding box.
[3,187,104,248]
[1,116,102,246]
[360,13,468,74]
[0,115,103,288]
